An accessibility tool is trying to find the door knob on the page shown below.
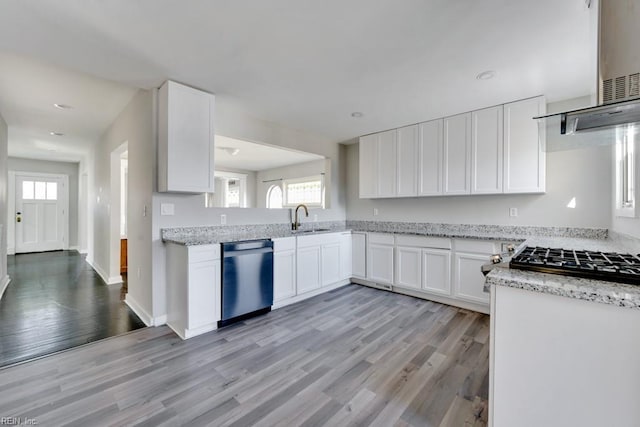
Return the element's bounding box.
[16,212,21,223]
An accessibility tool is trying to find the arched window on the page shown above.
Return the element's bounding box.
[266,185,283,209]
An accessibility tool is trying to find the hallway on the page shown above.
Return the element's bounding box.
[0,251,145,368]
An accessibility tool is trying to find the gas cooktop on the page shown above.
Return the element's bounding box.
[509,246,640,286]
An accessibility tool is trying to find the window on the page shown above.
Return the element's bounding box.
[22,180,57,200]
[205,172,248,208]
[615,127,636,217]
[282,175,324,208]
[266,185,283,209]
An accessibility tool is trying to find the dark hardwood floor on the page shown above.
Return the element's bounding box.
[0,284,489,426]
[0,250,146,368]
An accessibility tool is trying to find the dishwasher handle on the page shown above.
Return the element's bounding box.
[223,247,273,257]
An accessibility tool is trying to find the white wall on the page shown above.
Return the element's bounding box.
[151,100,348,320]
[93,89,154,323]
[7,157,80,248]
[0,114,8,288]
[344,97,612,229]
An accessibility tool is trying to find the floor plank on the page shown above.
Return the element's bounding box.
[0,284,489,426]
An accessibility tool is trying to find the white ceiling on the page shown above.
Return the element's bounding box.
[0,0,595,157]
[215,135,324,171]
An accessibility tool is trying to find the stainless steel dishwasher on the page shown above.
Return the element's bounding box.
[219,239,274,327]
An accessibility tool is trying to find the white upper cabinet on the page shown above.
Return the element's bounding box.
[396,125,419,197]
[443,113,472,195]
[418,119,444,196]
[471,105,504,194]
[358,96,545,198]
[158,80,215,193]
[376,129,397,197]
[503,96,546,193]
[359,133,377,198]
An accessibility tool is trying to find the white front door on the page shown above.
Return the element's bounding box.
[15,174,67,253]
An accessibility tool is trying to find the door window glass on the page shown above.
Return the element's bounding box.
[22,181,34,200]
[46,182,58,200]
[34,181,46,199]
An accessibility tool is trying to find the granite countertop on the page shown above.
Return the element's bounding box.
[486,267,640,310]
[162,224,350,245]
[486,231,640,309]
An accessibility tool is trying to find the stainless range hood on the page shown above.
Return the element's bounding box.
[538,0,640,135]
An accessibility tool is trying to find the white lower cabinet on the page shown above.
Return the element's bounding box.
[296,245,322,294]
[395,246,422,290]
[166,243,221,340]
[352,232,367,279]
[339,232,353,280]
[367,233,395,285]
[321,243,342,287]
[273,237,296,302]
[422,248,451,296]
[452,239,499,305]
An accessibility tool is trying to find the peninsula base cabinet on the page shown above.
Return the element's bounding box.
[490,285,640,426]
[166,243,221,340]
[453,239,500,311]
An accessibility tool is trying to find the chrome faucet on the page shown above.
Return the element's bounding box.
[292,204,309,230]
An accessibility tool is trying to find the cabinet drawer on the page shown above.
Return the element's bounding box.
[273,237,296,252]
[368,233,394,245]
[188,244,221,263]
[395,235,451,249]
[297,232,341,248]
[453,239,499,254]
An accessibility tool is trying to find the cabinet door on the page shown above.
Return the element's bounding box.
[377,129,397,198]
[339,233,353,280]
[188,259,219,329]
[321,243,342,287]
[504,96,546,193]
[454,252,490,304]
[297,245,322,294]
[352,233,366,279]
[443,113,471,195]
[395,246,422,290]
[422,249,451,296]
[359,134,377,198]
[158,80,215,193]
[396,125,419,197]
[274,249,296,302]
[367,243,394,285]
[471,106,503,194]
[418,119,444,196]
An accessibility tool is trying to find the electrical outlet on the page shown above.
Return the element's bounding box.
[373,208,379,216]
[509,207,518,217]
[220,214,227,225]
[160,203,175,216]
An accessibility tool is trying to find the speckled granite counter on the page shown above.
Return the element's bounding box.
[486,231,640,309]
[486,268,640,310]
[346,220,607,241]
[162,222,349,245]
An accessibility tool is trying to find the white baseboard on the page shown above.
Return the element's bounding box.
[0,275,11,300]
[7,247,15,256]
[272,279,350,310]
[153,315,167,326]
[79,249,88,255]
[86,258,122,285]
[124,294,153,327]
[69,246,80,252]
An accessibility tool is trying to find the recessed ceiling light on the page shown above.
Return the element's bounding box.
[50,131,64,136]
[351,112,364,118]
[53,103,72,110]
[476,70,496,80]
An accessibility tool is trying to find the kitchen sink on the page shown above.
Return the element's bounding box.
[291,228,331,234]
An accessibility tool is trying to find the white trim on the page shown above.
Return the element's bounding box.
[272,279,350,309]
[69,246,80,252]
[86,258,123,285]
[153,315,167,326]
[124,294,153,327]
[0,276,11,301]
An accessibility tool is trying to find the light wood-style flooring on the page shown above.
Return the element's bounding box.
[0,284,489,426]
